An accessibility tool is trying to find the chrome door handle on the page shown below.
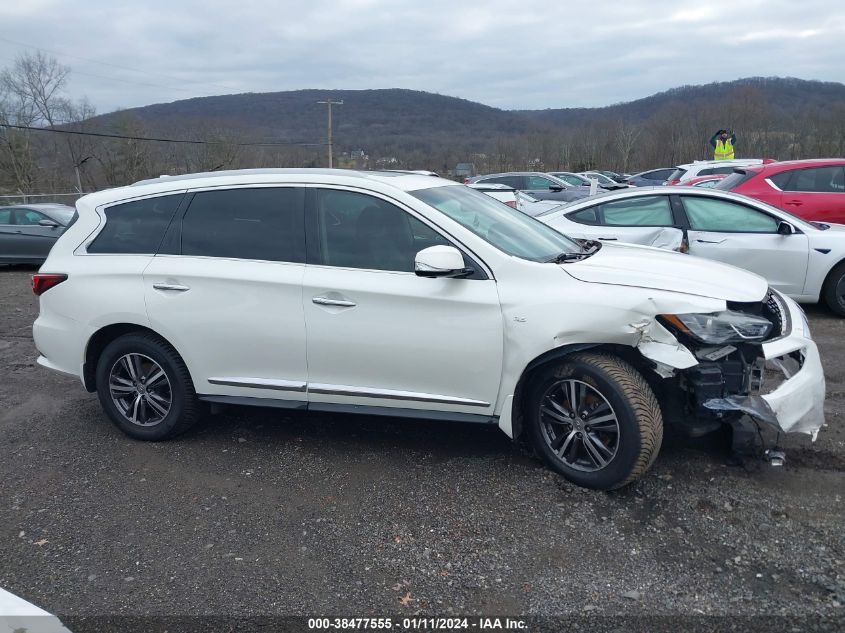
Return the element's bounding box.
[598,237,617,240]
[312,296,356,307]
[153,283,190,292]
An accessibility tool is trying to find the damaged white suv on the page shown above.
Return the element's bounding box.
[32,169,826,490]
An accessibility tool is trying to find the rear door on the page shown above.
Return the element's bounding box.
[143,186,308,402]
[681,195,809,295]
[301,186,502,417]
[779,165,845,223]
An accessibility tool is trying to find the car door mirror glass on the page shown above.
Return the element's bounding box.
[414,245,469,278]
[777,221,794,235]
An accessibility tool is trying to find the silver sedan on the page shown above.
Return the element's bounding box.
[0,204,76,264]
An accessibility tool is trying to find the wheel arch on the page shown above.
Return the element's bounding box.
[83,323,187,392]
[508,343,655,439]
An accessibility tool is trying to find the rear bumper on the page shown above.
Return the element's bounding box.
[32,312,86,386]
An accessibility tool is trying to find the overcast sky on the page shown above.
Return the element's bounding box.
[1,0,843,115]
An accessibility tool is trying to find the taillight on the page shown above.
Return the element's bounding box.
[505,200,518,208]
[32,274,67,296]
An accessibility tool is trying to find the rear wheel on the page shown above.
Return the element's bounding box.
[822,262,845,317]
[526,353,663,490]
[95,333,200,440]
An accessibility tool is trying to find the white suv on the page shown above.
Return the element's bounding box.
[32,169,825,490]
[666,159,765,184]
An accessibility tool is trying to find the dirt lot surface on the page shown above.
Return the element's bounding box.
[1,265,843,630]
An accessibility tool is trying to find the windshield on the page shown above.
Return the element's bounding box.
[412,185,584,262]
[714,170,754,191]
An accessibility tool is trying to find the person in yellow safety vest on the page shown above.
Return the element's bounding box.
[710,129,736,160]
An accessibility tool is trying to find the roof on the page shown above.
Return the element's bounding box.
[75,168,458,209]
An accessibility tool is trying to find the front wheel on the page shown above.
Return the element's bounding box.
[526,353,663,490]
[95,332,201,440]
[823,262,845,317]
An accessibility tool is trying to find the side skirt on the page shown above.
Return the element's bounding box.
[197,394,497,424]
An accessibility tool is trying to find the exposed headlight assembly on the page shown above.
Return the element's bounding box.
[660,310,773,344]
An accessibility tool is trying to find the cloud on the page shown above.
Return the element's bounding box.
[0,0,842,114]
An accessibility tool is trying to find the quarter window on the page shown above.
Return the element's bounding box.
[316,189,451,272]
[88,193,184,254]
[683,197,778,233]
[181,188,304,262]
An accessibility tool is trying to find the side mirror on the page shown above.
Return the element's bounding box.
[38,219,60,228]
[777,221,794,236]
[414,245,472,278]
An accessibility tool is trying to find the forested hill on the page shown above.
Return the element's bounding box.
[87,78,845,153]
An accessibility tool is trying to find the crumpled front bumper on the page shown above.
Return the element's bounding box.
[705,294,826,439]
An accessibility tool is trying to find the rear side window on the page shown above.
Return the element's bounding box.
[602,196,673,226]
[181,188,304,262]
[0,209,12,224]
[88,194,184,254]
[768,171,793,190]
[480,176,522,189]
[647,169,674,181]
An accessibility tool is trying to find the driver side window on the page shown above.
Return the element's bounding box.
[682,197,778,233]
[315,189,451,272]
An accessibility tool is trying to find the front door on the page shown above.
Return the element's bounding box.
[302,187,503,416]
[681,195,809,296]
[143,186,309,401]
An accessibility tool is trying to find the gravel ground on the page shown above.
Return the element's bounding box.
[0,265,843,629]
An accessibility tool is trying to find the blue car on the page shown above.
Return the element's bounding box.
[625,168,676,187]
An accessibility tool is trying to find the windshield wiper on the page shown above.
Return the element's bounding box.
[546,240,602,264]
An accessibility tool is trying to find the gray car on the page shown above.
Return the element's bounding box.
[467,172,591,202]
[0,204,76,264]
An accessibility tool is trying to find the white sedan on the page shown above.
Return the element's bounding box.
[538,187,845,316]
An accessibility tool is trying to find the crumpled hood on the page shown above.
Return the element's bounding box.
[562,242,769,302]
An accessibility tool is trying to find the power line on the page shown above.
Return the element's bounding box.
[0,123,326,147]
[0,36,238,94]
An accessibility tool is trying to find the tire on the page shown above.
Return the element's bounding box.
[525,352,663,490]
[822,262,845,317]
[95,332,201,440]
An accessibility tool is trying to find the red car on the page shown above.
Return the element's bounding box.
[716,159,845,224]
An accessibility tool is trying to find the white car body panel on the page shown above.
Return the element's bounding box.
[32,170,827,447]
[144,255,308,401]
[674,159,763,182]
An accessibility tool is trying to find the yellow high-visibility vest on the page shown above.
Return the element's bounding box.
[714,139,734,160]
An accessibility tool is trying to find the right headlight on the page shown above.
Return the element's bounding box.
[660,310,773,344]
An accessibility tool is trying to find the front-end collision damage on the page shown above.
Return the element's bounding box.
[629,297,825,441]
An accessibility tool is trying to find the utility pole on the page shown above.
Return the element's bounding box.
[317,99,343,168]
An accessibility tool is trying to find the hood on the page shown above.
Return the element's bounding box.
[562,242,769,302]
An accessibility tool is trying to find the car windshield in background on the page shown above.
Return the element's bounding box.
[45,207,75,225]
[412,185,583,262]
[667,168,687,181]
[714,170,755,190]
